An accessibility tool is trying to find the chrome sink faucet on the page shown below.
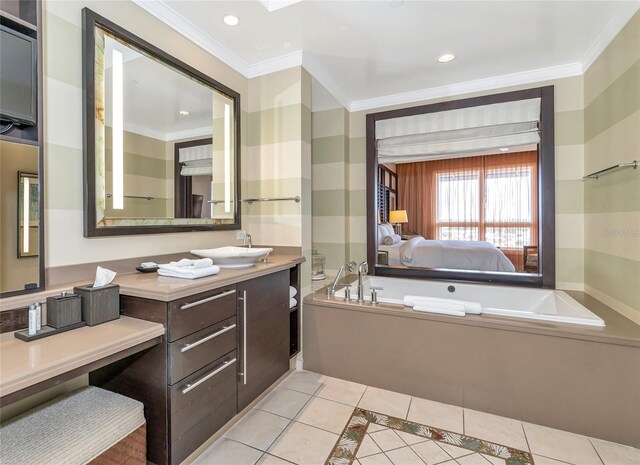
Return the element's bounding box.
[327,261,357,295]
[243,233,252,248]
[357,261,368,303]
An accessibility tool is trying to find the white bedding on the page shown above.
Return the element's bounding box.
[399,236,516,272]
[379,241,406,265]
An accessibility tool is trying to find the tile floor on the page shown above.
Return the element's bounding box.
[193,370,640,465]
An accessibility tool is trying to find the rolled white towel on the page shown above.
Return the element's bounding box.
[169,258,213,269]
[289,286,298,298]
[382,234,401,245]
[413,301,466,317]
[157,264,220,279]
[403,295,482,314]
[289,297,298,309]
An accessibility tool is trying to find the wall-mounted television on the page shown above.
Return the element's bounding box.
[0,24,37,126]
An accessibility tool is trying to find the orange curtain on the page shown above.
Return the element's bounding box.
[397,151,538,272]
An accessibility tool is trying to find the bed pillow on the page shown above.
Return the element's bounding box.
[382,234,401,245]
[377,223,395,244]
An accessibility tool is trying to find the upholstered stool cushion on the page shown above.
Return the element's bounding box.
[0,386,145,465]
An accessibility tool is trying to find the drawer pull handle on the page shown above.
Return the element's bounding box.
[239,290,247,385]
[182,358,236,395]
[180,289,236,310]
[180,324,237,353]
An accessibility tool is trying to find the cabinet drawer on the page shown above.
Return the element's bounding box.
[170,351,237,460]
[168,285,236,342]
[168,316,237,385]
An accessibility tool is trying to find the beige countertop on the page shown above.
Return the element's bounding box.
[115,254,304,301]
[1,254,304,310]
[0,316,165,399]
[306,284,640,348]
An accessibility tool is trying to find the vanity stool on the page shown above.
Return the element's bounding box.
[0,386,146,465]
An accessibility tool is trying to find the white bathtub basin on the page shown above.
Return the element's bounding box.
[334,276,605,327]
[190,246,273,269]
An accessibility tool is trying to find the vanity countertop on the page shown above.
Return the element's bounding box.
[0,316,165,400]
[1,254,304,310]
[115,254,304,301]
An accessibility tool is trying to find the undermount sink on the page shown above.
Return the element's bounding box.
[190,246,273,269]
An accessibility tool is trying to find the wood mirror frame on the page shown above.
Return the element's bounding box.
[366,86,556,288]
[82,8,241,237]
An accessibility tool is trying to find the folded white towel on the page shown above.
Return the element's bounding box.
[157,264,220,279]
[289,286,298,298]
[382,234,401,245]
[290,297,297,309]
[403,295,482,314]
[413,301,466,317]
[169,258,213,269]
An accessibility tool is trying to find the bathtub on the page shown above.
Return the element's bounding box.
[334,276,605,327]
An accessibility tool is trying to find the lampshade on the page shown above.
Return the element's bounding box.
[389,210,408,224]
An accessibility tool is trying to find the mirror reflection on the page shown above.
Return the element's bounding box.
[1,141,40,293]
[92,26,237,229]
[375,98,541,275]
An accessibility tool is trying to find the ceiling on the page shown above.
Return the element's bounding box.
[133,0,639,111]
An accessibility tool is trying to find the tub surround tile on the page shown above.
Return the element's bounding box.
[408,397,464,434]
[456,453,498,465]
[315,376,367,406]
[523,422,603,464]
[267,421,338,464]
[358,386,412,419]
[224,409,290,451]
[464,409,529,451]
[255,388,311,420]
[437,442,476,459]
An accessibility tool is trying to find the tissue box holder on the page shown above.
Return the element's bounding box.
[47,293,82,328]
[73,284,120,326]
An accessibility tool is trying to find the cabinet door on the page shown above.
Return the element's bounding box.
[237,270,289,410]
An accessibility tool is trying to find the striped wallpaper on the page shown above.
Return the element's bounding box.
[583,11,640,324]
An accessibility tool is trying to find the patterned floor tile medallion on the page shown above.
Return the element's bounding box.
[326,408,534,465]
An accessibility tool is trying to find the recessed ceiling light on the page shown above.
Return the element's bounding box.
[222,14,240,26]
[499,147,510,152]
[178,110,190,116]
[438,53,456,63]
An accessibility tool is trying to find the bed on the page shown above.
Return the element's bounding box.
[395,236,516,272]
[378,241,406,265]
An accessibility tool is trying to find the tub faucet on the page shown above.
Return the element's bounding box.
[327,261,357,295]
[357,261,368,303]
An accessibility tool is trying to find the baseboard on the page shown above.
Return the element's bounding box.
[584,285,640,325]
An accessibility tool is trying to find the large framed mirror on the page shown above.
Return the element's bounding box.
[367,87,555,288]
[82,9,240,236]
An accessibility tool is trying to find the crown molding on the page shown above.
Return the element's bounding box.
[301,53,350,110]
[581,2,639,72]
[348,62,583,112]
[259,0,305,13]
[247,50,303,78]
[131,0,249,76]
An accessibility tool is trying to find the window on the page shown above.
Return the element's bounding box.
[436,159,536,249]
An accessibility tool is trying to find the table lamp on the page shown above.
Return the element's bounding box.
[389,210,408,236]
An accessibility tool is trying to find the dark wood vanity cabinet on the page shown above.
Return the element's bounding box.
[237,271,290,411]
[90,267,295,465]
